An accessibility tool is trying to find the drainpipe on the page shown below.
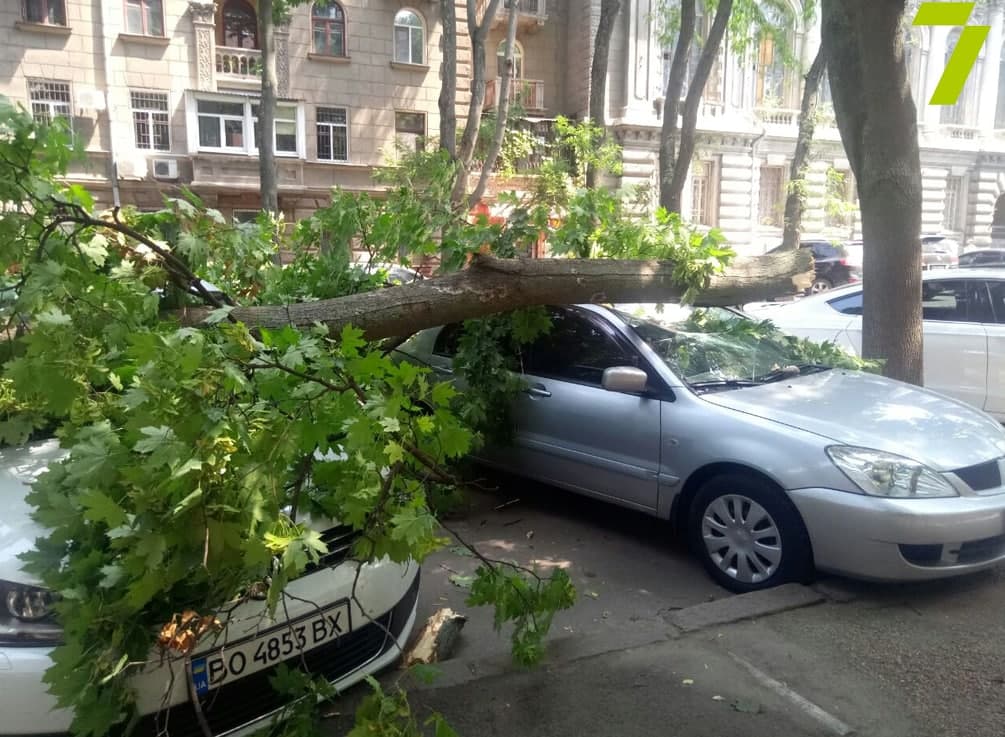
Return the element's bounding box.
[749,124,767,251]
[96,0,121,207]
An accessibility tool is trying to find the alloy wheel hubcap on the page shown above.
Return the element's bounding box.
[811,280,831,293]
[701,494,782,584]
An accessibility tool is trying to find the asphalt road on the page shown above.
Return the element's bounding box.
[322,473,1005,737]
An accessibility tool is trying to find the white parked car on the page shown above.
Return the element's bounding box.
[745,269,1005,422]
[0,440,419,737]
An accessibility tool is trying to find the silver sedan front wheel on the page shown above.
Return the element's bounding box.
[701,494,782,585]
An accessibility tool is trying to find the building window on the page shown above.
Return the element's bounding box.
[756,35,786,106]
[316,106,348,162]
[124,0,163,35]
[661,10,721,102]
[691,161,718,226]
[758,165,785,227]
[233,209,260,224]
[193,95,302,156]
[28,80,72,126]
[131,91,170,151]
[941,29,977,126]
[219,0,257,49]
[311,1,346,57]
[252,104,298,154]
[22,0,65,25]
[944,176,964,231]
[395,110,426,152]
[393,9,424,65]
[497,40,524,78]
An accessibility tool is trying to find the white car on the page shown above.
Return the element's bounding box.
[745,268,1005,421]
[0,440,419,737]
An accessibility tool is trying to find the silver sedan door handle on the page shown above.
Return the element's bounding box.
[525,384,552,398]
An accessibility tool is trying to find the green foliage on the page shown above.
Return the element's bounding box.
[346,676,457,737]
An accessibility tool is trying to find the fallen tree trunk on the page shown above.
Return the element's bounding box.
[180,251,812,339]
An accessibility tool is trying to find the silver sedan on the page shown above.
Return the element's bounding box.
[399,304,1005,592]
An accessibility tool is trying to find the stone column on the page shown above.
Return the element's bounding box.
[718,150,754,249]
[977,4,1004,131]
[189,1,217,91]
[921,167,949,233]
[971,162,1005,246]
[276,19,291,98]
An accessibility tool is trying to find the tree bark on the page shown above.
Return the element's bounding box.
[439,0,458,157]
[470,1,519,206]
[780,47,826,252]
[586,0,621,189]
[821,0,922,384]
[452,0,505,205]
[666,0,732,214]
[659,0,696,212]
[179,251,813,339]
[258,0,279,214]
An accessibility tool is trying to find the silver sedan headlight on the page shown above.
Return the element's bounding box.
[827,446,959,499]
[0,579,62,645]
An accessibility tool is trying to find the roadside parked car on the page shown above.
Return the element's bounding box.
[767,240,861,294]
[959,249,1005,268]
[0,440,419,737]
[745,269,1005,421]
[398,303,1005,593]
[921,234,960,269]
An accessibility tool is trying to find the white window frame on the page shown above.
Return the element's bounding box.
[251,102,300,157]
[130,90,171,152]
[393,8,425,65]
[27,79,72,126]
[185,92,305,159]
[316,106,350,163]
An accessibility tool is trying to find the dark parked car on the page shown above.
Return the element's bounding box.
[959,249,1005,268]
[768,240,861,294]
[920,235,960,269]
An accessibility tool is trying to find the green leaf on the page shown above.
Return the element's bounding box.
[79,489,128,528]
[133,425,176,454]
[384,441,404,464]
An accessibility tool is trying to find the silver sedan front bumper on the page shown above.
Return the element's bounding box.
[788,487,1005,581]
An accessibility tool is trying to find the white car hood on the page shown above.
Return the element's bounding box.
[0,439,66,584]
[701,369,1005,472]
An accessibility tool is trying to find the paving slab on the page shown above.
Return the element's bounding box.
[666,582,824,632]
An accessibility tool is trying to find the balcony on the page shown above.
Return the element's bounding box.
[485,78,545,112]
[216,47,262,84]
[477,0,548,30]
[754,107,800,127]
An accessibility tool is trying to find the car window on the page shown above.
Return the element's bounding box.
[827,292,863,315]
[432,323,464,357]
[524,309,639,386]
[921,280,992,322]
[810,243,838,259]
[985,281,1005,323]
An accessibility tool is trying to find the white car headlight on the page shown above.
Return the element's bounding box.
[0,579,62,645]
[827,446,958,499]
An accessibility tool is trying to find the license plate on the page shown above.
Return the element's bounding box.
[190,600,351,695]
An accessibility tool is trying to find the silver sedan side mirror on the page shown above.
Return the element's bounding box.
[601,366,648,394]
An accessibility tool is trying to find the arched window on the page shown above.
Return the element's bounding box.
[312,1,346,57]
[393,9,424,65]
[941,28,978,125]
[219,0,257,49]
[496,40,523,78]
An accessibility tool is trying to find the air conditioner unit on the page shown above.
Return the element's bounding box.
[76,88,106,113]
[151,158,179,180]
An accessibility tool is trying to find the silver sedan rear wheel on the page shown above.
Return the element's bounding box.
[701,494,782,585]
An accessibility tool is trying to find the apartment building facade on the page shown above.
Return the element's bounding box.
[3,0,1005,253]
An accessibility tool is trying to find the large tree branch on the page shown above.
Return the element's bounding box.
[178,251,812,339]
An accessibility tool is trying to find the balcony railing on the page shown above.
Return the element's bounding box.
[216,47,262,81]
[477,0,548,28]
[485,78,545,112]
[755,107,800,127]
[940,124,981,141]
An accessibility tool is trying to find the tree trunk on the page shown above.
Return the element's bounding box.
[780,47,826,252]
[452,0,504,205]
[822,0,922,384]
[258,0,279,214]
[658,0,696,211]
[179,250,813,339]
[586,0,621,189]
[439,0,458,157]
[666,0,732,214]
[470,1,519,206]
